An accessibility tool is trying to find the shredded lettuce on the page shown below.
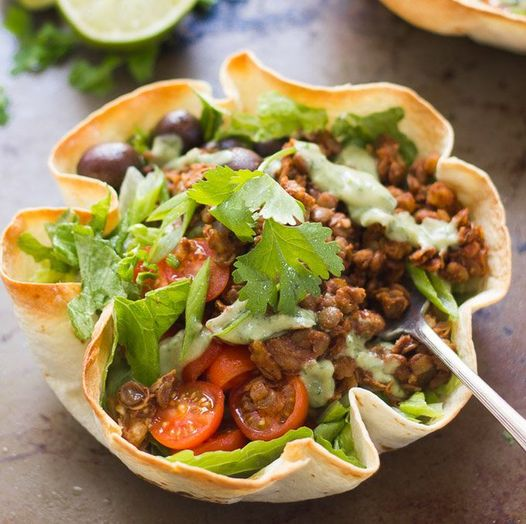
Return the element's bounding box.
[218,91,328,142]
[68,232,128,341]
[195,89,225,142]
[332,107,418,165]
[398,391,444,422]
[166,427,313,477]
[407,263,459,319]
[313,400,363,468]
[113,280,190,385]
[180,259,210,363]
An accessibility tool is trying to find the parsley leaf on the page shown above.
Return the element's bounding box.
[0,87,8,126]
[218,91,328,142]
[189,166,305,241]
[4,5,32,39]
[69,56,122,96]
[233,219,343,315]
[114,280,190,385]
[332,107,418,165]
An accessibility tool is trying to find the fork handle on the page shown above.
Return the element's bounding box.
[414,321,526,452]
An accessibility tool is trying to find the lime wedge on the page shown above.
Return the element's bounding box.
[17,0,55,10]
[57,0,198,49]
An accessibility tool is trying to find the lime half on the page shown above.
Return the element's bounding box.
[17,0,55,10]
[57,0,198,49]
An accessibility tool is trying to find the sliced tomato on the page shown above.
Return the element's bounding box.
[182,339,226,383]
[160,239,230,301]
[150,381,224,450]
[192,428,248,455]
[206,344,256,391]
[230,376,309,441]
[135,238,230,301]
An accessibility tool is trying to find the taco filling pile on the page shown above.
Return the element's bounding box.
[19,91,489,477]
[484,0,526,15]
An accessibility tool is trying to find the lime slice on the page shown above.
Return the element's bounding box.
[17,0,55,10]
[57,0,198,49]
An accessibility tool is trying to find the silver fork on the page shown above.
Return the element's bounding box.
[381,283,526,451]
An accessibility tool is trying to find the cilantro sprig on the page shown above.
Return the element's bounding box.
[233,219,344,315]
[188,166,305,241]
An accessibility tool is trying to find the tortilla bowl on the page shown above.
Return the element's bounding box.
[1,51,511,501]
[379,0,526,54]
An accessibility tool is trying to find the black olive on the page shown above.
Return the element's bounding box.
[152,110,203,152]
[217,136,253,150]
[226,147,263,171]
[77,142,141,189]
[254,137,288,157]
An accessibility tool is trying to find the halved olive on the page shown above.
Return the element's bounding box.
[77,142,141,189]
[152,110,203,152]
[226,147,262,171]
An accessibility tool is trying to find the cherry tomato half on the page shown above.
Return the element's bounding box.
[206,344,256,391]
[150,381,224,450]
[182,339,225,383]
[229,376,309,441]
[135,239,230,301]
[192,428,248,455]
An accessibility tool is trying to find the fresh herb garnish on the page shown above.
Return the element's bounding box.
[233,219,343,315]
[0,87,9,126]
[69,56,122,96]
[188,166,305,241]
[332,107,418,165]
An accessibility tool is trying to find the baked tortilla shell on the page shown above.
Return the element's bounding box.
[2,51,511,501]
[380,0,526,54]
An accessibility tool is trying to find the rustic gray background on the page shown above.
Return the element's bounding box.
[0,0,525,522]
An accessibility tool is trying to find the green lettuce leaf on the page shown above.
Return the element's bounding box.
[0,86,9,126]
[233,219,343,315]
[166,427,313,477]
[181,259,210,363]
[313,400,363,468]
[398,391,443,422]
[113,280,190,386]
[68,232,127,341]
[195,90,225,142]
[88,191,111,234]
[332,107,418,165]
[218,91,328,142]
[407,264,459,319]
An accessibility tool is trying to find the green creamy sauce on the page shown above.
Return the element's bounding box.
[346,333,405,398]
[300,359,335,408]
[336,143,378,177]
[206,300,316,345]
[166,148,233,170]
[159,328,212,377]
[296,141,459,250]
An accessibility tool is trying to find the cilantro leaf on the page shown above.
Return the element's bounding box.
[218,91,328,142]
[67,232,127,341]
[128,128,150,155]
[189,166,304,241]
[5,6,77,75]
[114,280,190,386]
[332,107,418,165]
[125,45,159,83]
[0,87,8,126]
[187,166,260,206]
[69,56,122,96]
[233,219,343,315]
